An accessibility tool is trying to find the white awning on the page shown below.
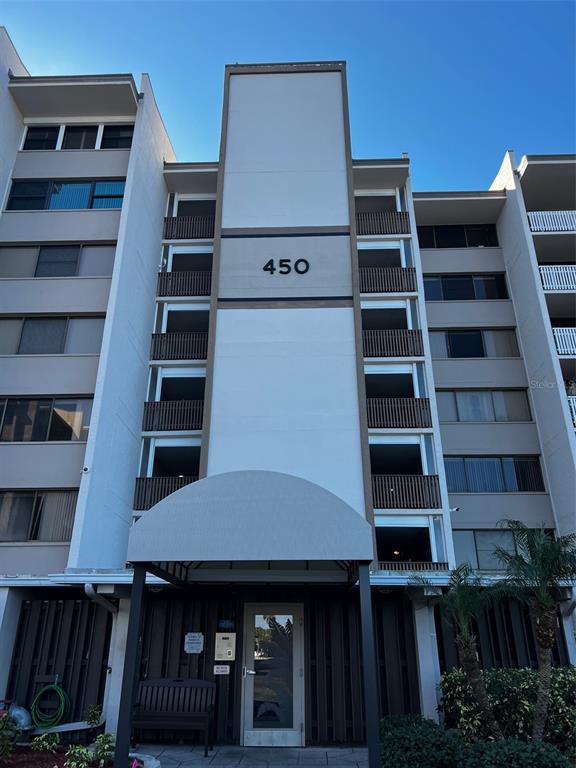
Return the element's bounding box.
[128,470,374,566]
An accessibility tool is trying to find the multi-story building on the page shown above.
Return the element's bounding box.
[0,28,574,766]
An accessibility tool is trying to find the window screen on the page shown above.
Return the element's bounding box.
[48,182,92,210]
[23,127,59,151]
[453,530,478,568]
[483,330,519,357]
[101,125,134,149]
[475,530,515,570]
[18,317,67,354]
[35,246,79,277]
[0,491,36,541]
[78,246,115,276]
[436,392,458,421]
[0,318,24,355]
[456,391,495,421]
[64,318,105,353]
[62,126,98,150]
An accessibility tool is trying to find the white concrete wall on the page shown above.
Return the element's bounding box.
[491,153,576,536]
[222,72,349,228]
[0,355,99,395]
[0,277,111,314]
[68,76,175,569]
[0,29,26,212]
[207,307,366,517]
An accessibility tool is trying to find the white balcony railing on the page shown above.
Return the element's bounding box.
[528,210,576,233]
[540,265,576,291]
[553,327,576,356]
[568,396,576,426]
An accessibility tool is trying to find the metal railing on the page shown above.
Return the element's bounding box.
[567,395,576,426]
[356,210,411,236]
[150,332,209,361]
[362,329,424,357]
[366,397,432,429]
[371,474,441,509]
[359,266,416,293]
[553,327,576,356]
[143,400,204,432]
[527,210,576,233]
[163,215,215,240]
[157,270,212,297]
[375,561,449,573]
[133,476,199,511]
[539,265,576,291]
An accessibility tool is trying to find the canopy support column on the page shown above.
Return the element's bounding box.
[358,562,379,768]
[113,564,146,767]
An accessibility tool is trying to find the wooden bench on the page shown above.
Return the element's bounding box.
[132,678,216,756]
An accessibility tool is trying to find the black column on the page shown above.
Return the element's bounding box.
[358,562,379,768]
[113,564,147,767]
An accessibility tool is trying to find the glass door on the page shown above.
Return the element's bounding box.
[242,604,304,746]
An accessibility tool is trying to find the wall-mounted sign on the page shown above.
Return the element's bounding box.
[214,665,230,676]
[184,632,204,654]
[215,632,236,660]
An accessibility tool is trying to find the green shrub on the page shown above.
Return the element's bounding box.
[31,731,60,753]
[461,738,571,768]
[380,715,465,768]
[439,666,576,756]
[84,704,102,728]
[94,732,114,767]
[65,744,92,768]
[0,712,18,763]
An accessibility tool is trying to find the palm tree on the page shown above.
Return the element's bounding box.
[494,521,576,740]
[413,563,503,740]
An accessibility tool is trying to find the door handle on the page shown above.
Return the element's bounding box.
[243,666,257,677]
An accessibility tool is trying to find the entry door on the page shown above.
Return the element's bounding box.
[242,604,304,747]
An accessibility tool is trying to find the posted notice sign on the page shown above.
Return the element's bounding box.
[184,632,204,654]
[214,665,230,675]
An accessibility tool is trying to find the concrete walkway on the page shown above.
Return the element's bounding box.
[138,744,369,768]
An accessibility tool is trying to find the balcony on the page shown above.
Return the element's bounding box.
[527,210,576,233]
[134,476,198,511]
[163,215,215,240]
[553,327,576,356]
[359,266,416,293]
[539,265,576,291]
[356,210,411,236]
[567,395,576,426]
[150,331,208,361]
[362,329,424,358]
[366,397,431,429]
[371,474,441,509]
[374,561,449,573]
[157,270,212,297]
[143,400,204,432]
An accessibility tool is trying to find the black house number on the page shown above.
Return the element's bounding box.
[262,258,310,275]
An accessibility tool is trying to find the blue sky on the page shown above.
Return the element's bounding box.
[2,1,574,190]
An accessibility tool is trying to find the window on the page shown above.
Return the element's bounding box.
[18,317,67,354]
[429,329,519,359]
[445,456,544,493]
[454,530,516,570]
[35,246,80,277]
[62,126,98,150]
[22,127,59,151]
[417,224,499,249]
[0,490,77,542]
[424,274,508,301]
[7,179,125,211]
[7,181,50,210]
[101,125,134,149]
[90,180,125,209]
[0,316,105,355]
[437,390,531,422]
[0,398,92,442]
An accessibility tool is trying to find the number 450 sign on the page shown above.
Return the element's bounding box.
[263,258,310,275]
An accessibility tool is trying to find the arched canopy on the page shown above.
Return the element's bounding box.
[128,470,374,580]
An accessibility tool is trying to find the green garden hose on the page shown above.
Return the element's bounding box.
[30,684,70,728]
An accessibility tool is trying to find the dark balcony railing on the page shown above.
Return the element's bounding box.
[359,266,416,293]
[362,329,424,357]
[157,270,212,297]
[375,561,449,573]
[366,397,432,429]
[163,215,215,240]
[371,474,441,509]
[143,400,204,432]
[150,332,209,361]
[356,210,411,236]
[134,476,199,511]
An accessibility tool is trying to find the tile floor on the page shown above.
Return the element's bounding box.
[137,744,369,768]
